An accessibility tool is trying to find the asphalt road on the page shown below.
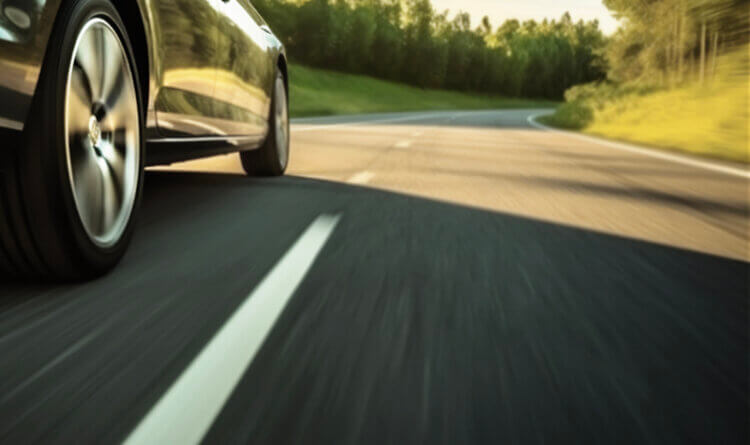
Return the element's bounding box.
[0,109,747,444]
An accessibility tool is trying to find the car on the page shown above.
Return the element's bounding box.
[0,0,289,280]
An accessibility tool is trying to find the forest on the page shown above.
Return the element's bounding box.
[603,0,748,85]
[548,0,749,162]
[252,0,608,99]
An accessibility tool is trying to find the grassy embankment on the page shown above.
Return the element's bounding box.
[540,47,749,163]
[288,64,557,118]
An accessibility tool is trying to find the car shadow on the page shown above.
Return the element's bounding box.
[427,167,749,218]
[0,170,746,443]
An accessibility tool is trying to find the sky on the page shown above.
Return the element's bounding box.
[428,0,620,35]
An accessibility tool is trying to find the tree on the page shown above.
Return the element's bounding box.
[602,0,748,84]
[253,0,608,99]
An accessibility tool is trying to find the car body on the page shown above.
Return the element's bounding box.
[0,0,287,164]
[0,0,289,279]
[0,0,286,165]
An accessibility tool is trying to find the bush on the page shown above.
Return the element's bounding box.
[543,46,749,163]
[539,101,593,129]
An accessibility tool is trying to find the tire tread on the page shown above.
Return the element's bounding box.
[0,148,53,279]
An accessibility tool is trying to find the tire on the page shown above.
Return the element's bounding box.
[0,0,144,281]
[240,71,289,176]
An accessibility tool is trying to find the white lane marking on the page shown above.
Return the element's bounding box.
[124,214,341,445]
[347,171,375,184]
[291,109,541,133]
[412,131,423,137]
[394,140,412,149]
[0,116,24,131]
[528,113,750,179]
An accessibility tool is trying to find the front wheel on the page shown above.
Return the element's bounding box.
[0,0,144,280]
[240,71,289,176]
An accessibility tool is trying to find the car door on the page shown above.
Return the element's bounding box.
[212,0,276,137]
[150,0,224,137]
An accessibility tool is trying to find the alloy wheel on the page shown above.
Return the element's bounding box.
[64,17,140,248]
[274,75,289,170]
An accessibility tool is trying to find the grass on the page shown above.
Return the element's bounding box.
[288,64,557,118]
[541,47,749,163]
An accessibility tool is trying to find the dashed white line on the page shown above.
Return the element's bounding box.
[124,214,341,445]
[0,116,23,131]
[347,171,375,185]
[528,113,750,179]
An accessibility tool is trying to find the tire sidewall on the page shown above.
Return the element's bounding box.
[41,0,144,276]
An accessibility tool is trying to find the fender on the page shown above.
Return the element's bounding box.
[0,0,64,131]
[0,0,157,134]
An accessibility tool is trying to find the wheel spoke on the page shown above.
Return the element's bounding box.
[102,100,136,133]
[100,31,127,112]
[67,68,93,133]
[75,26,105,101]
[97,137,126,187]
[99,158,122,231]
[71,148,104,233]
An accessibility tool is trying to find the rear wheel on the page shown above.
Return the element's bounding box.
[240,72,289,176]
[0,0,144,280]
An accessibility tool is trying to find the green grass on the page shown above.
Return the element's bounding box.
[541,47,749,163]
[288,64,557,117]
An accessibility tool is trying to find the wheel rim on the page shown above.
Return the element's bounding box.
[274,76,289,169]
[64,17,139,248]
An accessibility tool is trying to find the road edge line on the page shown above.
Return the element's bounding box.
[124,214,341,445]
[291,112,445,132]
[527,113,750,180]
[291,109,508,133]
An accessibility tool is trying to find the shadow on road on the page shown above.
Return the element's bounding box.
[430,167,749,217]
[0,171,747,443]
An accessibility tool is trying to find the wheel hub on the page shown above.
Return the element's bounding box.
[88,115,102,148]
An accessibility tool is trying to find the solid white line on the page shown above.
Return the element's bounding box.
[347,171,375,184]
[124,214,341,445]
[527,113,750,179]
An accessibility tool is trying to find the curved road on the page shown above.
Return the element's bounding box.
[0,110,747,443]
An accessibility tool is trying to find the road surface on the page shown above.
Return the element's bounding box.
[0,110,747,443]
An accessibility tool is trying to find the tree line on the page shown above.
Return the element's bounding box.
[603,0,749,85]
[253,0,608,99]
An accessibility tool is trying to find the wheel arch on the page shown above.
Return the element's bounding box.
[277,53,288,92]
[109,1,151,112]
